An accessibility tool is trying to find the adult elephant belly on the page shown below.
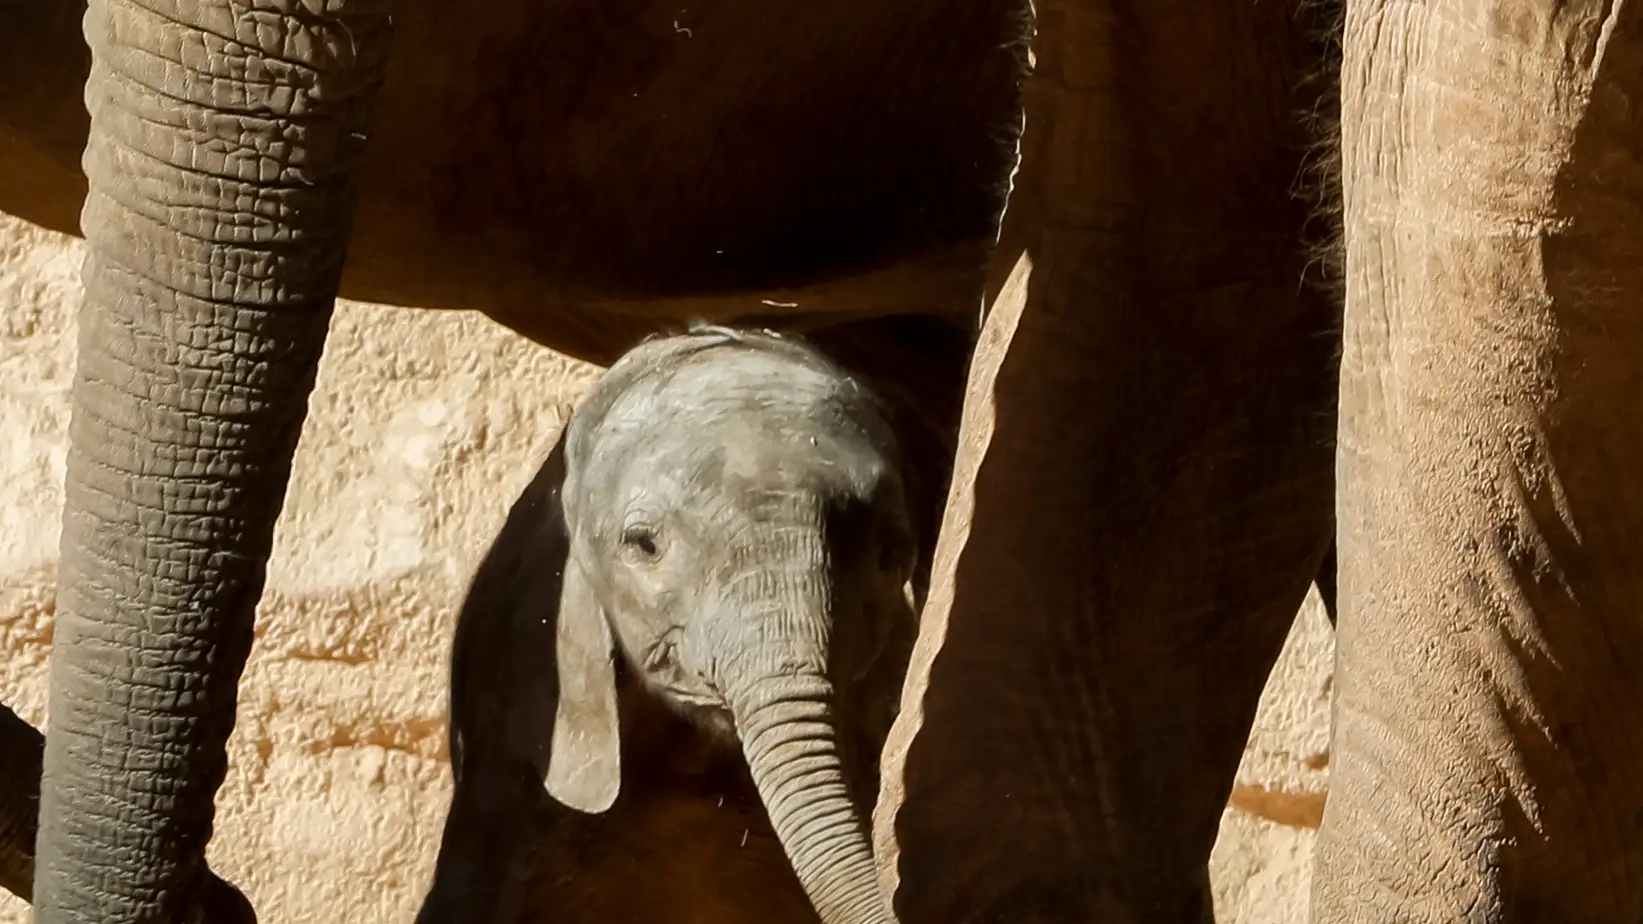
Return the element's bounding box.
[336,0,1026,359]
[0,0,1024,364]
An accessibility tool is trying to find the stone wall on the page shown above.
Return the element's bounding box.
[0,211,1331,923]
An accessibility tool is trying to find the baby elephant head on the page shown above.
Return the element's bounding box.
[548,326,913,923]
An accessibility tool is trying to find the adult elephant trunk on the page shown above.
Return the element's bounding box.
[733,670,894,924]
[35,1,392,921]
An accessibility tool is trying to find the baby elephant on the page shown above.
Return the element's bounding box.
[418,326,919,924]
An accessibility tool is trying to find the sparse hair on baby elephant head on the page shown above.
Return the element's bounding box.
[425,325,916,924]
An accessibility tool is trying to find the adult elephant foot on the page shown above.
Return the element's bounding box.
[874,0,1341,920]
[33,0,392,921]
[1325,0,1643,919]
[0,704,253,923]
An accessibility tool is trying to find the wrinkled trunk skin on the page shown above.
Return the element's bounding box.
[0,707,252,923]
[0,704,43,901]
[734,672,895,924]
[875,0,1339,921]
[36,1,392,921]
[1323,1,1643,920]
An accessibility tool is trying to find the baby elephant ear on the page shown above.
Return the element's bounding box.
[545,556,621,814]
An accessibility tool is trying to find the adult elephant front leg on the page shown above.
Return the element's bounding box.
[35,2,393,922]
[876,0,1340,920]
[0,705,252,922]
[1323,1,1643,919]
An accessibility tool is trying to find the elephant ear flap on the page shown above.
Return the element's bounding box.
[544,509,622,814]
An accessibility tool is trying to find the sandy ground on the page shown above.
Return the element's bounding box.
[0,211,1331,922]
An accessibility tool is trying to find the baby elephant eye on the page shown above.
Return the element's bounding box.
[622,524,662,559]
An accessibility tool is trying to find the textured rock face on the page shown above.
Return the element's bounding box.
[1212,590,1333,922]
[0,211,1331,923]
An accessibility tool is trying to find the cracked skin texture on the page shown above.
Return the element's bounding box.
[0,213,1332,923]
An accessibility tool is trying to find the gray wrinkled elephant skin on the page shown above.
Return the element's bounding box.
[420,325,915,924]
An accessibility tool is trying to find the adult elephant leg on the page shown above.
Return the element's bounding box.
[1323,1,1643,919]
[35,1,392,922]
[0,705,252,923]
[876,0,1339,920]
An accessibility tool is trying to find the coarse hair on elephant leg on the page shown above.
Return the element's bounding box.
[1292,0,1348,311]
[1283,0,1347,633]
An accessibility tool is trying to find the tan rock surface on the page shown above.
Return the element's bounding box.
[0,210,1331,923]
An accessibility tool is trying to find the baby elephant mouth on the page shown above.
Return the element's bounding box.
[629,629,737,738]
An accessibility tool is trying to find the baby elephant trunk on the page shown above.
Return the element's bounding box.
[731,669,896,924]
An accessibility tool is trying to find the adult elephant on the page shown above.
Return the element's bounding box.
[876,3,1643,924]
[31,0,1629,923]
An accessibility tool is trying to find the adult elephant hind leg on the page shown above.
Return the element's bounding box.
[1324,2,1643,919]
[874,0,1340,920]
[35,1,394,922]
